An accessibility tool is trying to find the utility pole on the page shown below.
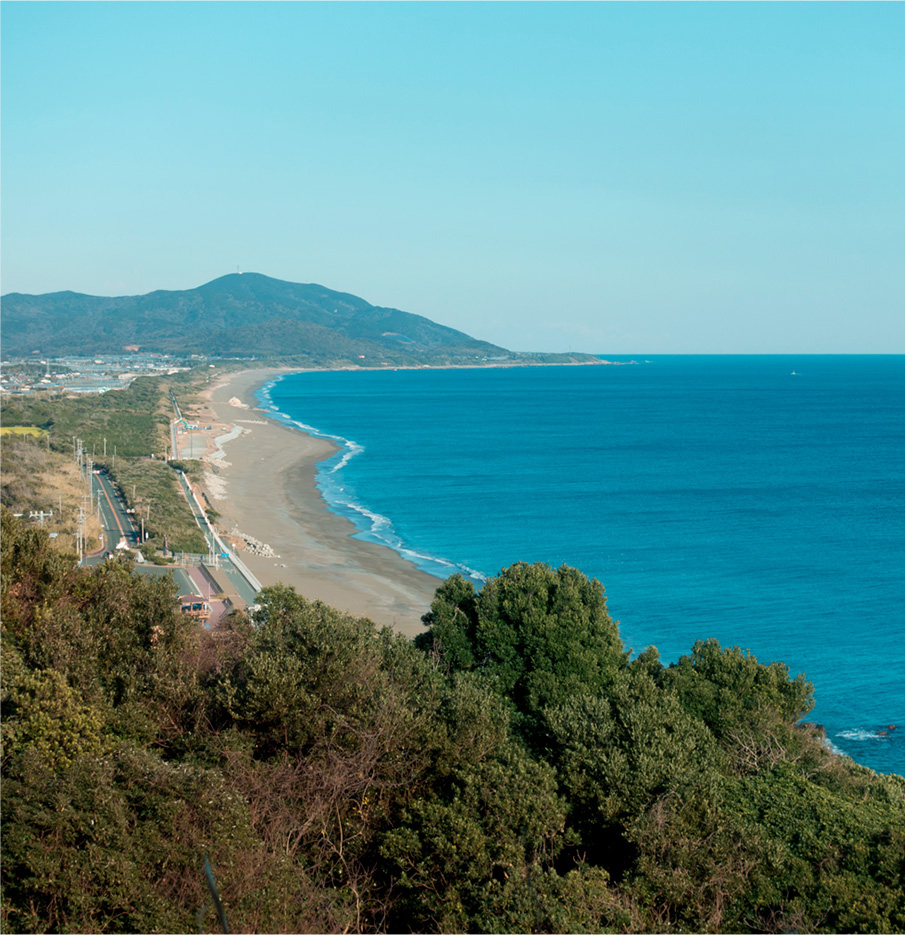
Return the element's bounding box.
[143,499,153,543]
[77,502,85,563]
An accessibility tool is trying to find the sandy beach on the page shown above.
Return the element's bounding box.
[198,368,441,637]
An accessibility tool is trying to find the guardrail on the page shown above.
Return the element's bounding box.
[177,472,263,594]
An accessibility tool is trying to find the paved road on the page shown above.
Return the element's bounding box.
[86,470,139,560]
[174,472,259,606]
[169,390,182,459]
[133,563,196,595]
[82,464,260,616]
[82,464,250,624]
[87,560,234,627]
[211,556,259,608]
[176,473,213,549]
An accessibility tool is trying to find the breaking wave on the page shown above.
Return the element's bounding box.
[835,728,890,743]
[257,376,485,585]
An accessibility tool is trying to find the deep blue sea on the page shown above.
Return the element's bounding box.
[260,356,905,776]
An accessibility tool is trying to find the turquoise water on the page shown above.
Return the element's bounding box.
[260,356,905,775]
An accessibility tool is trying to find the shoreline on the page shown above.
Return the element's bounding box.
[199,368,442,637]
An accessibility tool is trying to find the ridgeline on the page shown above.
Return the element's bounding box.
[1,273,596,366]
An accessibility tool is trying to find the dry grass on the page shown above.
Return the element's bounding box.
[0,425,49,436]
[1,435,103,555]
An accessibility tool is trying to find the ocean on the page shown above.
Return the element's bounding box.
[260,356,905,776]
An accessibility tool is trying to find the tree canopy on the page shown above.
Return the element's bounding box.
[2,512,903,934]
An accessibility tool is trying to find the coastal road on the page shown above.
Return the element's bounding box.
[89,469,140,556]
[175,471,260,607]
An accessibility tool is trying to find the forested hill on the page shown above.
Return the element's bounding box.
[1,273,590,365]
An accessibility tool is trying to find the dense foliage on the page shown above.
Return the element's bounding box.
[2,512,903,933]
[1,374,167,459]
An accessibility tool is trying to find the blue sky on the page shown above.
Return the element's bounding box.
[2,1,902,353]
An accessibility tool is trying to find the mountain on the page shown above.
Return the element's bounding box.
[2,272,568,365]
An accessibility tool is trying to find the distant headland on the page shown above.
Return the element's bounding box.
[1,272,602,367]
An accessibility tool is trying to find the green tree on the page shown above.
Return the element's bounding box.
[418,563,628,744]
[662,638,814,778]
[4,511,904,934]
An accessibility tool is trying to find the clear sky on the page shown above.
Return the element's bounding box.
[2,1,903,354]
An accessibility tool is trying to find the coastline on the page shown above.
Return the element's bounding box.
[199,368,442,637]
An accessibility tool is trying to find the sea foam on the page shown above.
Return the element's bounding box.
[258,378,485,585]
[259,359,905,776]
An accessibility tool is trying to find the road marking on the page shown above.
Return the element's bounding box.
[96,476,129,542]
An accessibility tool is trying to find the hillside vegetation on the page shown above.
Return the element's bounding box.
[2,513,903,934]
[0,434,103,555]
[1,272,598,365]
[1,368,210,553]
